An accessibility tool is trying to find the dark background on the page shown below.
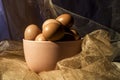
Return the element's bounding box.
[52,0,120,33]
[1,0,120,40]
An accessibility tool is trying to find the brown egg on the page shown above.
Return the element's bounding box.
[60,32,75,41]
[42,23,64,41]
[42,19,60,30]
[35,33,46,41]
[56,13,74,28]
[70,29,80,40]
[24,24,41,40]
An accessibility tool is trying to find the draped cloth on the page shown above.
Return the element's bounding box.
[0,0,10,41]
[0,0,120,79]
[0,29,120,80]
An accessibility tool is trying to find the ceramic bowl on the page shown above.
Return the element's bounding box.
[23,39,81,73]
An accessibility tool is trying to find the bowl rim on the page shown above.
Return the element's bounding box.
[23,39,81,44]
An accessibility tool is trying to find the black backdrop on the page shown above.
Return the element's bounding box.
[52,0,120,33]
[2,0,120,40]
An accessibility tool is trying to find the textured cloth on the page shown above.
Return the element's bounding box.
[0,30,120,80]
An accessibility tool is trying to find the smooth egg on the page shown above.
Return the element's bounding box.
[35,33,47,41]
[42,23,64,41]
[56,13,74,28]
[70,29,80,40]
[42,19,60,30]
[60,32,75,41]
[24,24,41,40]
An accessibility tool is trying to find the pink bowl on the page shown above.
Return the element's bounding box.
[23,39,81,73]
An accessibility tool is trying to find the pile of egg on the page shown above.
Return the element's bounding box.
[24,13,80,41]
